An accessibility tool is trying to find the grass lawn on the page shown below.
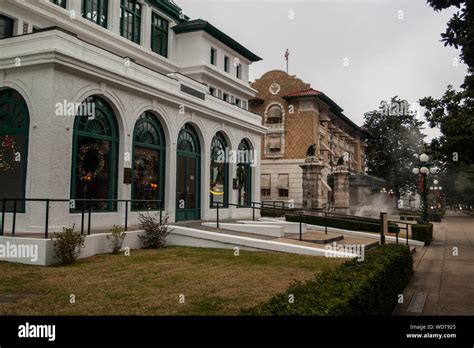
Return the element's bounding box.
[0,246,342,315]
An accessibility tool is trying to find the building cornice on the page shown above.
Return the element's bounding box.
[0,30,266,134]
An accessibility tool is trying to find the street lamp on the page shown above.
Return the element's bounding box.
[412,153,438,222]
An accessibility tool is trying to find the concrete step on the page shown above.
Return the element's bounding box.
[201,222,285,237]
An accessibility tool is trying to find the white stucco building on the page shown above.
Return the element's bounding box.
[0,0,265,234]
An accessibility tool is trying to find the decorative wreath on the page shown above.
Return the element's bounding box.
[78,143,105,182]
[0,135,21,173]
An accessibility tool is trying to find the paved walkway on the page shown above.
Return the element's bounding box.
[393,215,474,315]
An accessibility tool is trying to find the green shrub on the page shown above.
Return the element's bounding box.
[261,207,298,218]
[427,211,443,222]
[241,244,413,316]
[107,225,126,254]
[52,225,85,265]
[138,213,171,249]
[286,213,400,233]
[411,223,433,245]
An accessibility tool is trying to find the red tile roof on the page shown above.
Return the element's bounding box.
[284,88,322,98]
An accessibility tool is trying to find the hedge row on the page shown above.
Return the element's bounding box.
[411,223,433,245]
[241,244,413,315]
[286,213,400,233]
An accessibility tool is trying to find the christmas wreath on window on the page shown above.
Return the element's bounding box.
[78,143,105,182]
[0,135,21,173]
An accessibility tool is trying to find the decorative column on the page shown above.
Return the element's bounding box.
[300,154,325,210]
[332,164,350,215]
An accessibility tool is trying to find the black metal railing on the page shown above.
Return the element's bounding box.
[0,198,162,239]
[215,201,411,245]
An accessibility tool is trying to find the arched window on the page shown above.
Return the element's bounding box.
[132,111,165,211]
[0,89,29,212]
[266,105,283,125]
[237,139,252,206]
[71,96,119,211]
[176,124,201,221]
[210,132,229,208]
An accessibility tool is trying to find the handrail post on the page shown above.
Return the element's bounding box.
[406,223,409,246]
[216,202,220,229]
[87,199,92,235]
[159,200,163,225]
[81,202,85,235]
[12,199,17,236]
[45,199,50,239]
[325,211,328,235]
[1,198,5,236]
[380,212,387,245]
[299,213,302,241]
[125,200,128,232]
[252,202,255,221]
[273,201,276,217]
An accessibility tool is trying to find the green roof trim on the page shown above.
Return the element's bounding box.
[172,19,262,62]
[147,0,190,22]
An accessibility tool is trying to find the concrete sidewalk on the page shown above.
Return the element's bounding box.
[393,215,474,315]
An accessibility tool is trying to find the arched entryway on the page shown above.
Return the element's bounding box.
[132,111,165,211]
[176,123,201,221]
[0,88,30,212]
[210,132,229,208]
[70,96,119,211]
[237,139,252,206]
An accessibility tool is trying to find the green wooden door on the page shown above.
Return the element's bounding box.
[176,124,201,221]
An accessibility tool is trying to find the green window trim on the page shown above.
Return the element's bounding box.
[236,63,242,79]
[237,139,252,207]
[210,132,229,208]
[120,0,141,44]
[224,56,230,73]
[50,0,67,9]
[82,0,109,28]
[132,111,166,212]
[176,124,201,221]
[70,96,119,213]
[151,12,169,57]
[0,89,30,213]
[210,47,217,65]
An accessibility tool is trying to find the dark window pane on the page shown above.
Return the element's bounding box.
[82,0,108,28]
[0,89,29,212]
[50,0,67,8]
[120,0,141,44]
[151,13,168,57]
[0,15,14,39]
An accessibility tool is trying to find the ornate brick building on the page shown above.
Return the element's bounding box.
[250,70,368,208]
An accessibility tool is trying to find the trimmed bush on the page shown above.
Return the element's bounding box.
[427,211,443,222]
[138,213,171,249]
[411,223,433,245]
[286,213,400,233]
[52,225,85,265]
[107,225,126,254]
[241,244,413,316]
[261,208,285,218]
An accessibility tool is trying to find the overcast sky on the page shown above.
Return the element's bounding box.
[176,0,467,141]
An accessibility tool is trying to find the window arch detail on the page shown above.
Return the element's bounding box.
[70,96,119,212]
[132,111,166,211]
[0,88,30,212]
[210,132,229,208]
